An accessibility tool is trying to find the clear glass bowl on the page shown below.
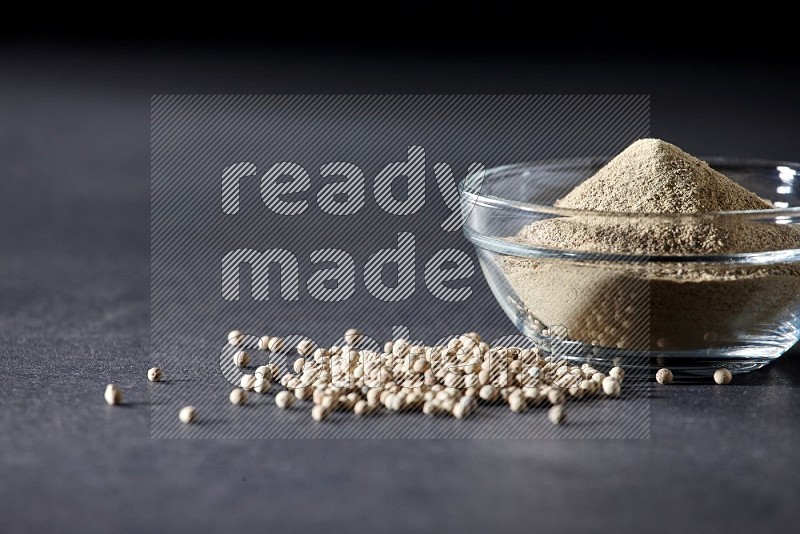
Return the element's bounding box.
[460,158,800,375]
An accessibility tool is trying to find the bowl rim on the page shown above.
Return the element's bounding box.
[458,156,800,219]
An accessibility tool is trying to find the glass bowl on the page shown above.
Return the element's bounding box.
[460,158,800,375]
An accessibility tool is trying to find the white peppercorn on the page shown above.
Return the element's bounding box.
[311,405,329,422]
[440,398,455,412]
[354,400,369,416]
[228,330,244,346]
[240,374,256,391]
[609,366,625,383]
[297,340,314,357]
[602,376,621,396]
[179,406,196,424]
[523,387,540,401]
[366,388,381,407]
[508,394,526,413]
[452,401,470,419]
[547,388,564,405]
[466,331,481,342]
[266,363,281,379]
[713,368,732,385]
[444,373,460,388]
[147,367,162,382]
[591,372,606,385]
[257,336,272,351]
[464,373,480,388]
[478,384,497,402]
[344,328,363,346]
[229,387,247,405]
[413,358,430,374]
[655,368,673,384]
[313,348,328,365]
[104,384,122,406]
[254,376,271,394]
[548,404,566,425]
[268,337,284,352]
[293,358,305,374]
[233,350,250,368]
[579,379,596,394]
[255,366,272,382]
[275,390,294,409]
[321,395,336,410]
[555,365,569,378]
[478,369,491,386]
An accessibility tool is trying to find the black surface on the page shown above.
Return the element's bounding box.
[1,47,799,533]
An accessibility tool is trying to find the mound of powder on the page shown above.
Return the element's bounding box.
[497,139,800,353]
[554,138,771,213]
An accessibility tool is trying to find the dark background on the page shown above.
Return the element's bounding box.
[2,22,799,533]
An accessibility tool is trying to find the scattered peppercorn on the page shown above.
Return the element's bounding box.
[228,330,244,346]
[147,367,162,382]
[240,374,256,391]
[601,376,621,397]
[656,368,673,384]
[229,388,247,405]
[233,350,250,368]
[104,384,122,406]
[179,406,196,424]
[548,404,566,425]
[275,390,294,409]
[713,368,732,385]
[344,328,363,347]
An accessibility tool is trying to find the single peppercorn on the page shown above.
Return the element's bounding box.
[275,390,294,409]
[104,384,122,406]
[656,368,673,384]
[229,388,247,405]
[228,330,244,346]
[179,406,196,424]
[714,368,732,385]
[233,350,250,368]
[548,404,566,425]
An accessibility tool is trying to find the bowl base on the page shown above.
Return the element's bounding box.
[537,336,780,378]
